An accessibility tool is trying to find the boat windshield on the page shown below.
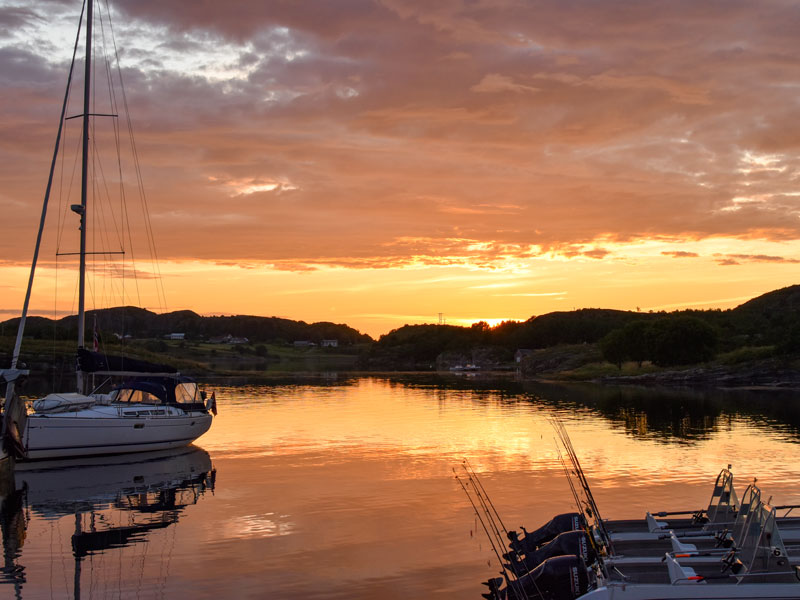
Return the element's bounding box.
[706,468,738,523]
[732,484,762,542]
[175,382,197,403]
[738,500,791,577]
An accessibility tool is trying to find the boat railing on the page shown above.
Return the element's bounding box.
[705,467,739,524]
[730,483,762,544]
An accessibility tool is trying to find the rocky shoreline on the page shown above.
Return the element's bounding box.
[598,359,800,389]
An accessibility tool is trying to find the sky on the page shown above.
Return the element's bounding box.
[0,0,798,339]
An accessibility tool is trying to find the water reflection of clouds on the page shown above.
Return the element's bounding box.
[203,382,564,473]
[9,377,800,598]
[224,513,295,539]
[203,378,800,494]
[207,378,800,514]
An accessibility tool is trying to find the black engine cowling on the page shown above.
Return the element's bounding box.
[507,513,586,554]
[483,555,591,600]
[508,530,596,573]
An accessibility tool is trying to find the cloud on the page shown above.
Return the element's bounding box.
[714,253,800,266]
[662,251,700,258]
[471,74,539,94]
[2,0,800,274]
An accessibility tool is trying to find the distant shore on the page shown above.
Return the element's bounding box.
[3,337,799,392]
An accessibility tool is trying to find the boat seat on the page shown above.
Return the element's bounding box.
[665,554,705,584]
[646,512,668,533]
[669,533,697,553]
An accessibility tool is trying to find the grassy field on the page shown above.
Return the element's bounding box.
[0,336,369,377]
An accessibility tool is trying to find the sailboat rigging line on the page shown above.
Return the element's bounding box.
[56,251,125,256]
[102,0,169,314]
[453,471,531,600]
[94,0,138,317]
[55,119,82,254]
[3,0,86,407]
[66,112,118,120]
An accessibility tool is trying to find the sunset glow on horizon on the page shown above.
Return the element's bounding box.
[1,0,798,338]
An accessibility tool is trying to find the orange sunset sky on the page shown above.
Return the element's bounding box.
[1,0,799,338]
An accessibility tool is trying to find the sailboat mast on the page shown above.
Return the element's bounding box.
[1,3,87,459]
[77,0,92,394]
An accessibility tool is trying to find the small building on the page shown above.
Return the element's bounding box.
[166,333,185,340]
[320,339,338,348]
[209,334,249,344]
[293,340,316,348]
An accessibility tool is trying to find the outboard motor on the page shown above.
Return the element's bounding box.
[507,530,596,573]
[482,555,591,600]
[508,513,586,555]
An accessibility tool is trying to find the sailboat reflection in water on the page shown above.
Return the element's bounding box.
[0,447,215,596]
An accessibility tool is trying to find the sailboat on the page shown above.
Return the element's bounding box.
[1,0,214,461]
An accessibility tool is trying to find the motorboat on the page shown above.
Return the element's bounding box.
[480,479,800,599]
[465,422,800,599]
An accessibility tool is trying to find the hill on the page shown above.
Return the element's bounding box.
[1,306,372,346]
[365,284,800,374]
[2,284,798,381]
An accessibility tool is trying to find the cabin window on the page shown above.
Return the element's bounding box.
[117,389,161,404]
[175,382,197,403]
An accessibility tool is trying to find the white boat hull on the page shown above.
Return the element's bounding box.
[582,582,800,599]
[23,405,212,460]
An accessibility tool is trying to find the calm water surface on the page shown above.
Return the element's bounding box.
[3,375,800,598]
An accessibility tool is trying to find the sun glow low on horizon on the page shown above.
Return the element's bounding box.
[1,236,796,339]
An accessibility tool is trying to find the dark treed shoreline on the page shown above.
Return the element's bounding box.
[2,284,799,388]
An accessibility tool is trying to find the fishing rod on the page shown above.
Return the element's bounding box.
[459,465,547,597]
[552,419,614,554]
[462,460,511,542]
[458,463,553,599]
[556,444,588,518]
[553,419,601,523]
[454,470,531,600]
[554,443,611,578]
[466,476,506,553]
[457,467,537,581]
[552,421,591,512]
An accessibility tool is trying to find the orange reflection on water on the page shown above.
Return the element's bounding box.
[8,377,800,599]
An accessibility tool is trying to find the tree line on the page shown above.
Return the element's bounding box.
[599,316,717,368]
